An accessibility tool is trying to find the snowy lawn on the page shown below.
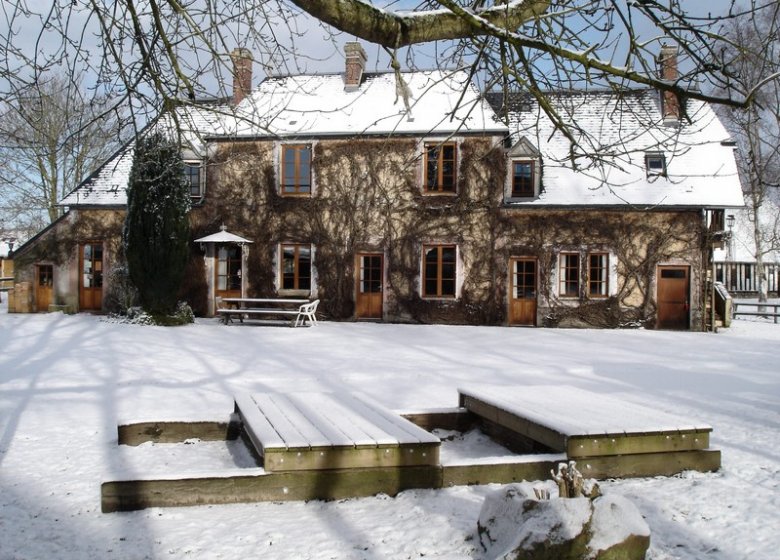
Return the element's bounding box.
[1,303,778,559]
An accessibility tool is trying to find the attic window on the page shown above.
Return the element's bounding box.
[645,153,667,177]
[184,161,204,199]
[511,161,535,198]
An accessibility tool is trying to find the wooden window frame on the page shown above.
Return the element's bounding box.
[280,243,312,291]
[280,144,312,196]
[424,142,457,193]
[587,253,609,298]
[422,244,457,298]
[558,253,580,298]
[511,160,535,198]
[184,161,204,199]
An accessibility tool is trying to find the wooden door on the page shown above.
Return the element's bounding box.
[79,243,103,311]
[509,257,537,326]
[657,266,690,330]
[36,264,53,312]
[215,245,242,299]
[355,253,383,319]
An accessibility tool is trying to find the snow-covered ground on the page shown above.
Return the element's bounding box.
[1,302,778,559]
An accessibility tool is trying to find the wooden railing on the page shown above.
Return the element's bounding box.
[733,302,780,324]
[714,262,779,295]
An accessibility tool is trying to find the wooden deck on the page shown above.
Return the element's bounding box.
[234,392,441,472]
[102,387,721,511]
[459,385,720,478]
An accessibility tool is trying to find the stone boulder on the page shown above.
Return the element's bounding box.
[477,483,650,560]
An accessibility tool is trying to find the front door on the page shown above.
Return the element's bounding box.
[216,245,242,300]
[36,264,53,312]
[355,253,383,319]
[509,257,537,326]
[79,243,103,311]
[657,265,690,330]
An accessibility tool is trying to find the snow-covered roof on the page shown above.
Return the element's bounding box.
[60,99,231,207]
[195,229,253,244]
[60,74,742,211]
[229,69,505,137]
[492,89,743,208]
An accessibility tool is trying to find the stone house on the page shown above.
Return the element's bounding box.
[10,44,743,329]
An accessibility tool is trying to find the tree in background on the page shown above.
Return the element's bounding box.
[0,73,125,238]
[720,2,780,302]
[124,132,190,317]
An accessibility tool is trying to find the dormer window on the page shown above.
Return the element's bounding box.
[424,142,457,193]
[281,144,312,195]
[645,152,667,177]
[184,161,204,199]
[506,136,541,200]
[512,161,535,198]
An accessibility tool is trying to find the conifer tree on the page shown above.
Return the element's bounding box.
[123,132,190,316]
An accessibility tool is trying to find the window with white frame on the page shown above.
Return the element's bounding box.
[559,251,612,298]
[184,161,204,199]
[559,253,580,297]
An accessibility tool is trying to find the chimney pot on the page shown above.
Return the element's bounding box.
[344,42,367,92]
[658,44,680,124]
[231,48,253,106]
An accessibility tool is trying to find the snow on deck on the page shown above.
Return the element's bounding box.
[459,384,712,437]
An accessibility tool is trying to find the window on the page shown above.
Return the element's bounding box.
[511,161,535,197]
[588,253,608,297]
[423,245,457,297]
[217,245,242,292]
[281,145,312,195]
[424,142,457,193]
[184,162,204,198]
[559,253,580,297]
[281,244,311,291]
[645,152,666,177]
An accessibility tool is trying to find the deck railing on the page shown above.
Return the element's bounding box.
[714,262,779,295]
[732,302,780,324]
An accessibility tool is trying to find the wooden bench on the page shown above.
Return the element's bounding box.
[234,391,440,472]
[218,299,319,327]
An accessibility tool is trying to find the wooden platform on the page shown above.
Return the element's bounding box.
[102,387,721,511]
[234,392,441,472]
[459,385,720,478]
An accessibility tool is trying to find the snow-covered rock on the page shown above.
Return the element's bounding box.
[477,484,650,560]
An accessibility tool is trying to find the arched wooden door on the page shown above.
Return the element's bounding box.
[657,265,690,330]
[509,257,537,326]
[79,243,103,311]
[355,253,383,319]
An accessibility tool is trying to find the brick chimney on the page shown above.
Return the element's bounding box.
[230,48,253,105]
[658,44,680,124]
[344,42,367,92]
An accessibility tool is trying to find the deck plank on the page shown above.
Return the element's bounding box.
[233,394,286,453]
[251,393,327,449]
[343,393,441,445]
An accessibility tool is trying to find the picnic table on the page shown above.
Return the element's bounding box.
[217,297,319,327]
